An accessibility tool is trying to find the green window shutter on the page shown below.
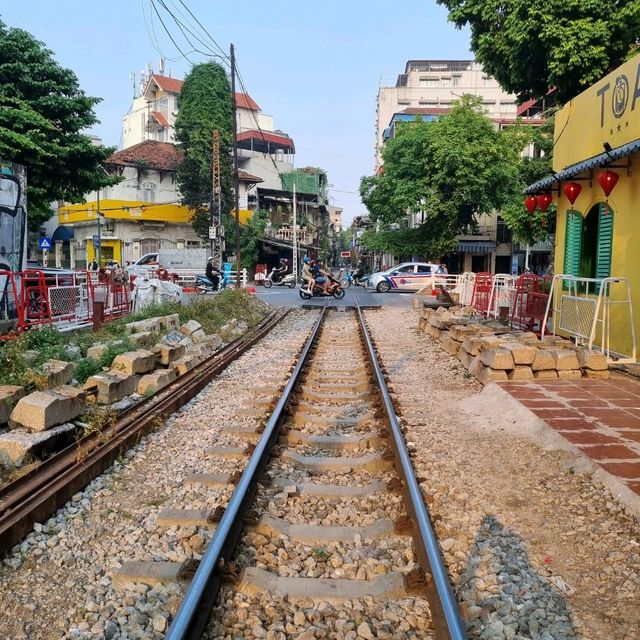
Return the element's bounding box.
[596,203,613,279]
[563,212,582,276]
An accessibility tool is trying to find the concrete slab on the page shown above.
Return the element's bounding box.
[284,429,381,450]
[282,450,392,473]
[292,412,369,428]
[112,561,188,590]
[205,446,249,460]
[156,509,215,527]
[239,567,408,601]
[300,390,369,404]
[221,425,262,442]
[272,478,387,497]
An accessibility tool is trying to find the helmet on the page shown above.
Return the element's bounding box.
[303,256,311,264]
[207,256,214,262]
[281,258,288,264]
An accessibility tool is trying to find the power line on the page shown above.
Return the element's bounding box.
[174,0,229,60]
[149,0,196,63]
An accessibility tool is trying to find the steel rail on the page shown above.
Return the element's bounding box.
[166,305,329,640]
[0,309,289,555]
[354,296,468,640]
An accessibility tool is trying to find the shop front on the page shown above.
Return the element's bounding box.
[525,53,640,360]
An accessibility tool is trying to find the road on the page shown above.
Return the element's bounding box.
[253,283,416,308]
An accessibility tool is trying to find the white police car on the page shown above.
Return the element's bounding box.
[369,262,440,293]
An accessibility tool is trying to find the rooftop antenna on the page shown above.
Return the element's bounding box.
[159,56,165,75]
[130,72,137,99]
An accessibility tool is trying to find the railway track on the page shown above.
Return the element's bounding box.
[0,308,289,556]
[147,301,467,640]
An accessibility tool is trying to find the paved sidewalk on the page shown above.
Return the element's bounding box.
[500,377,640,496]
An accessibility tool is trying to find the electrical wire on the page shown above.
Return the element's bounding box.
[149,0,196,64]
[174,0,229,60]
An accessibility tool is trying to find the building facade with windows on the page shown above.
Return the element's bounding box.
[376,60,518,168]
[525,52,640,358]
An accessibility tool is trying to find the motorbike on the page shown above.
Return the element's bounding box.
[195,273,225,294]
[299,274,345,300]
[263,268,296,289]
[340,269,369,289]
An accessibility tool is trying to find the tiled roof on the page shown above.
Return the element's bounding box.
[150,111,169,127]
[238,170,263,183]
[150,74,184,93]
[235,92,260,111]
[237,129,295,150]
[107,141,183,172]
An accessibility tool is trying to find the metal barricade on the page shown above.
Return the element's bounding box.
[542,275,636,363]
[487,274,517,319]
[470,272,493,315]
[453,272,476,307]
[510,275,551,335]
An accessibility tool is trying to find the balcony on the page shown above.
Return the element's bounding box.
[458,225,496,240]
[265,224,312,246]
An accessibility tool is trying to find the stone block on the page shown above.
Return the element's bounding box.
[421,308,434,320]
[173,354,202,376]
[417,317,428,331]
[153,342,186,366]
[558,369,583,380]
[129,331,153,347]
[577,349,608,371]
[412,298,423,311]
[551,349,580,371]
[83,370,139,405]
[507,366,534,381]
[0,422,78,466]
[441,335,461,356]
[160,313,180,330]
[479,349,515,371]
[534,370,558,379]
[137,369,178,396]
[0,386,27,424]
[458,349,474,369]
[475,363,508,384]
[125,317,162,335]
[190,329,208,344]
[36,359,75,390]
[450,325,482,342]
[584,369,610,379]
[10,386,86,432]
[504,343,537,366]
[87,343,108,362]
[468,356,482,376]
[531,349,556,371]
[112,350,156,375]
[180,320,202,337]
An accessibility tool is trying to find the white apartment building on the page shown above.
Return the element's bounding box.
[376,60,518,167]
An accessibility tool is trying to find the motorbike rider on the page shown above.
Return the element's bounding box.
[352,261,365,285]
[301,256,314,292]
[312,259,332,295]
[205,257,221,291]
[271,257,289,283]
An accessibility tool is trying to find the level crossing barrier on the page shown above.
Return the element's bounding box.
[541,275,636,363]
[487,274,518,319]
[470,272,494,315]
[509,274,551,335]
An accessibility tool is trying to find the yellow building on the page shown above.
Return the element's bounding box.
[526,54,640,360]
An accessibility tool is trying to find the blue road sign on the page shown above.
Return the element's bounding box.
[38,237,52,250]
[93,235,100,249]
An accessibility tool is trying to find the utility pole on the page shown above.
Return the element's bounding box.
[292,180,298,280]
[210,129,223,269]
[230,43,241,287]
[96,189,101,267]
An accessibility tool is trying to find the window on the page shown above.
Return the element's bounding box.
[186,240,201,249]
[141,182,156,203]
[452,76,460,87]
[156,97,168,115]
[417,264,432,273]
[419,77,439,87]
[482,76,492,86]
[563,204,613,279]
[395,265,415,274]
[441,77,451,87]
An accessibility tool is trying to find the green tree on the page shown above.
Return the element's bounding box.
[436,0,640,102]
[228,208,269,270]
[501,117,556,244]
[360,96,526,259]
[0,20,119,230]
[174,62,233,241]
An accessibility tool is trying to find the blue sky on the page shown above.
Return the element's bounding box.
[1,0,471,223]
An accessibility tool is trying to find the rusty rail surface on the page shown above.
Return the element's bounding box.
[0,309,289,555]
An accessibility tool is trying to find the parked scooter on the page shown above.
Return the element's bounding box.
[299,274,345,300]
[263,267,296,289]
[195,273,225,294]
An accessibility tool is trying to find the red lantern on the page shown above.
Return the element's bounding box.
[597,170,619,197]
[524,195,538,214]
[537,193,553,212]
[563,182,582,205]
